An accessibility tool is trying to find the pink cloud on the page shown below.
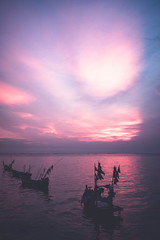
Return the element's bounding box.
[18,123,57,135]
[0,81,35,105]
[37,124,58,135]
[17,112,37,120]
[52,106,142,142]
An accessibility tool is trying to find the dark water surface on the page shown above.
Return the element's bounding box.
[0,154,160,240]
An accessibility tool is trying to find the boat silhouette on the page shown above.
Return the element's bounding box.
[22,165,53,191]
[81,162,123,215]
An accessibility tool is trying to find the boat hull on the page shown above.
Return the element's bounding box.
[22,178,49,191]
[12,170,32,179]
[82,190,123,215]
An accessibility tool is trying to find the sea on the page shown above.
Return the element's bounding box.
[0,153,160,240]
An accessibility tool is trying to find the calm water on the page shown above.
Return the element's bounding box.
[0,154,160,240]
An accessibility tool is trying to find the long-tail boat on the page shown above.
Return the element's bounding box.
[22,165,53,191]
[81,162,123,215]
[3,160,32,179]
[12,168,32,179]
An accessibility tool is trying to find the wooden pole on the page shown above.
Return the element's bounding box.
[94,163,98,207]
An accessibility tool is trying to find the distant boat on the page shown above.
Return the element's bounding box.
[22,165,53,191]
[81,162,123,215]
[3,160,32,179]
[12,169,32,179]
[3,160,15,172]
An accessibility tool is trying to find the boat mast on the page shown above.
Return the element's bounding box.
[112,167,114,188]
[94,163,99,207]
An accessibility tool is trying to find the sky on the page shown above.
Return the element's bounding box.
[0,0,160,154]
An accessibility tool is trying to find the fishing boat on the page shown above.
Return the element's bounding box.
[2,160,15,172]
[81,162,123,215]
[12,169,32,179]
[22,165,53,191]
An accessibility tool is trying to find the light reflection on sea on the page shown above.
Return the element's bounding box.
[0,154,160,240]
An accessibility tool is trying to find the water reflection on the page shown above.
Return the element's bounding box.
[19,185,53,202]
[83,208,123,239]
[93,155,149,210]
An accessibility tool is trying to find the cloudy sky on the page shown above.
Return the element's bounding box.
[0,0,160,153]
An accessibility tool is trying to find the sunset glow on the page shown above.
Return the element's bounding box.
[1,0,159,153]
[76,29,141,98]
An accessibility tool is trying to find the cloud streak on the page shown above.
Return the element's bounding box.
[0,81,35,105]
